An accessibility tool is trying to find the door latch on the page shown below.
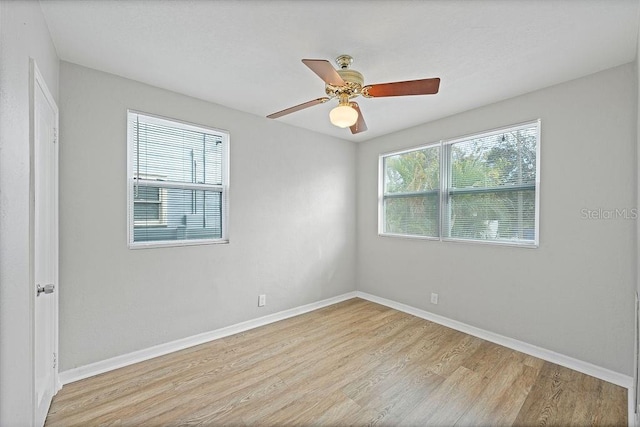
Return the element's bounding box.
[36,284,55,296]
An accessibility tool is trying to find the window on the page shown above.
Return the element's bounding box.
[127,111,229,248]
[382,143,440,238]
[380,120,539,247]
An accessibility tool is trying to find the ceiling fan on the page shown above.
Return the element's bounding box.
[267,55,440,134]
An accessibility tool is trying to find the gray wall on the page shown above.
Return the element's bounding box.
[357,63,636,376]
[0,0,60,424]
[58,62,357,370]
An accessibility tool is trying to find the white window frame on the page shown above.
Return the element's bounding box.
[379,119,540,248]
[127,110,230,248]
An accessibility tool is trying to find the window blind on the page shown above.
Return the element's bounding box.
[445,125,537,243]
[128,111,228,247]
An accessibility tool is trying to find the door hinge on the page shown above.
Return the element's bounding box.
[53,352,57,369]
[53,128,58,144]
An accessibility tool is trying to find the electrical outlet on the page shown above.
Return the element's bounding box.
[430,293,439,305]
[258,294,266,307]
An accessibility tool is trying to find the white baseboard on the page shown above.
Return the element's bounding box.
[59,291,357,385]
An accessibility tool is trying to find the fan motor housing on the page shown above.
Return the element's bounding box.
[325,68,364,99]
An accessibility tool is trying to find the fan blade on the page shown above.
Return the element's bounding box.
[302,59,345,86]
[267,97,330,119]
[349,102,367,134]
[363,77,440,98]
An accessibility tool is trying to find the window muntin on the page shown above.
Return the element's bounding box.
[380,121,539,247]
[127,111,229,248]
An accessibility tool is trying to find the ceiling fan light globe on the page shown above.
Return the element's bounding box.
[329,105,358,128]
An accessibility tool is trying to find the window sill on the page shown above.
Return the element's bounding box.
[378,232,538,248]
[128,238,229,249]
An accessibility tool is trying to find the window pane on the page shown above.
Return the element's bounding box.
[134,186,160,201]
[449,190,535,242]
[134,202,160,222]
[384,194,439,237]
[134,188,222,243]
[382,145,439,237]
[132,119,223,185]
[450,128,537,190]
[384,146,439,194]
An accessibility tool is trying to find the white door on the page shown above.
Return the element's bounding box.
[32,61,59,427]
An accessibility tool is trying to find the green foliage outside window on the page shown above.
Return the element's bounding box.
[382,123,538,245]
[384,146,439,237]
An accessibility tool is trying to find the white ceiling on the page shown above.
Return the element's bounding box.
[40,0,639,142]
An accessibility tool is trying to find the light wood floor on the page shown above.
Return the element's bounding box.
[46,298,627,426]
